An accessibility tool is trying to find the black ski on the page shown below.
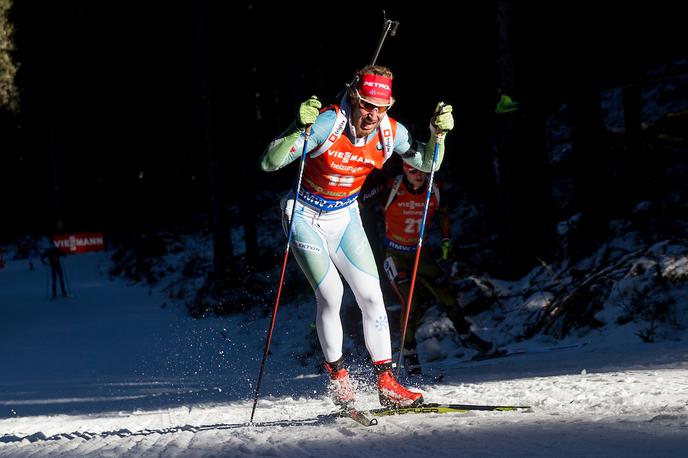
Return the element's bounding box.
[369,402,530,417]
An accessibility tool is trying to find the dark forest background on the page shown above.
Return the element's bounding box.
[1,1,686,281]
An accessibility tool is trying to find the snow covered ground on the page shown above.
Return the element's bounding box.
[1,251,688,457]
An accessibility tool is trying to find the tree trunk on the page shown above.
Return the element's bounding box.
[195,1,234,286]
[492,0,551,276]
[238,23,258,269]
[492,0,519,275]
[622,85,643,207]
[46,107,63,232]
[569,91,609,246]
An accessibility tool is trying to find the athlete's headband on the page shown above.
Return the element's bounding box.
[357,74,392,103]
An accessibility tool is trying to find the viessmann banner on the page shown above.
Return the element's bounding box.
[52,232,105,254]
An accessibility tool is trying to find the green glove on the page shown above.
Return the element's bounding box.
[441,238,453,261]
[298,95,321,127]
[432,102,454,132]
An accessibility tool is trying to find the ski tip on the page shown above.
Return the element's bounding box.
[340,408,378,427]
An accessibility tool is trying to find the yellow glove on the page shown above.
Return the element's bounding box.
[297,95,321,127]
[441,238,453,261]
[432,102,454,132]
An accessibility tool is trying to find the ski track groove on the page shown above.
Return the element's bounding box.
[130,433,162,458]
[164,431,195,458]
[3,367,687,458]
[2,405,688,457]
[58,436,88,458]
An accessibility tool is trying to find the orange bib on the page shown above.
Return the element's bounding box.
[299,103,397,211]
[384,177,439,251]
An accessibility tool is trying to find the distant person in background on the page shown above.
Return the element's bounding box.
[362,160,496,374]
[42,245,68,299]
[16,235,37,270]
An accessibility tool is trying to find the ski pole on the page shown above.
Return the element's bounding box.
[250,126,312,424]
[343,12,399,93]
[45,264,51,299]
[396,113,444,378]
[370,13,399,72]
[60,257,71,296]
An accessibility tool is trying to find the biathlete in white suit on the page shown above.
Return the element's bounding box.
[260,65,454,408]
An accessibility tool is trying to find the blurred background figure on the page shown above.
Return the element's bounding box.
[42,244,68,299]
[16,235,37,270]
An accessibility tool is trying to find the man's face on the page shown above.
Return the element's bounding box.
[351,93,391,137]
